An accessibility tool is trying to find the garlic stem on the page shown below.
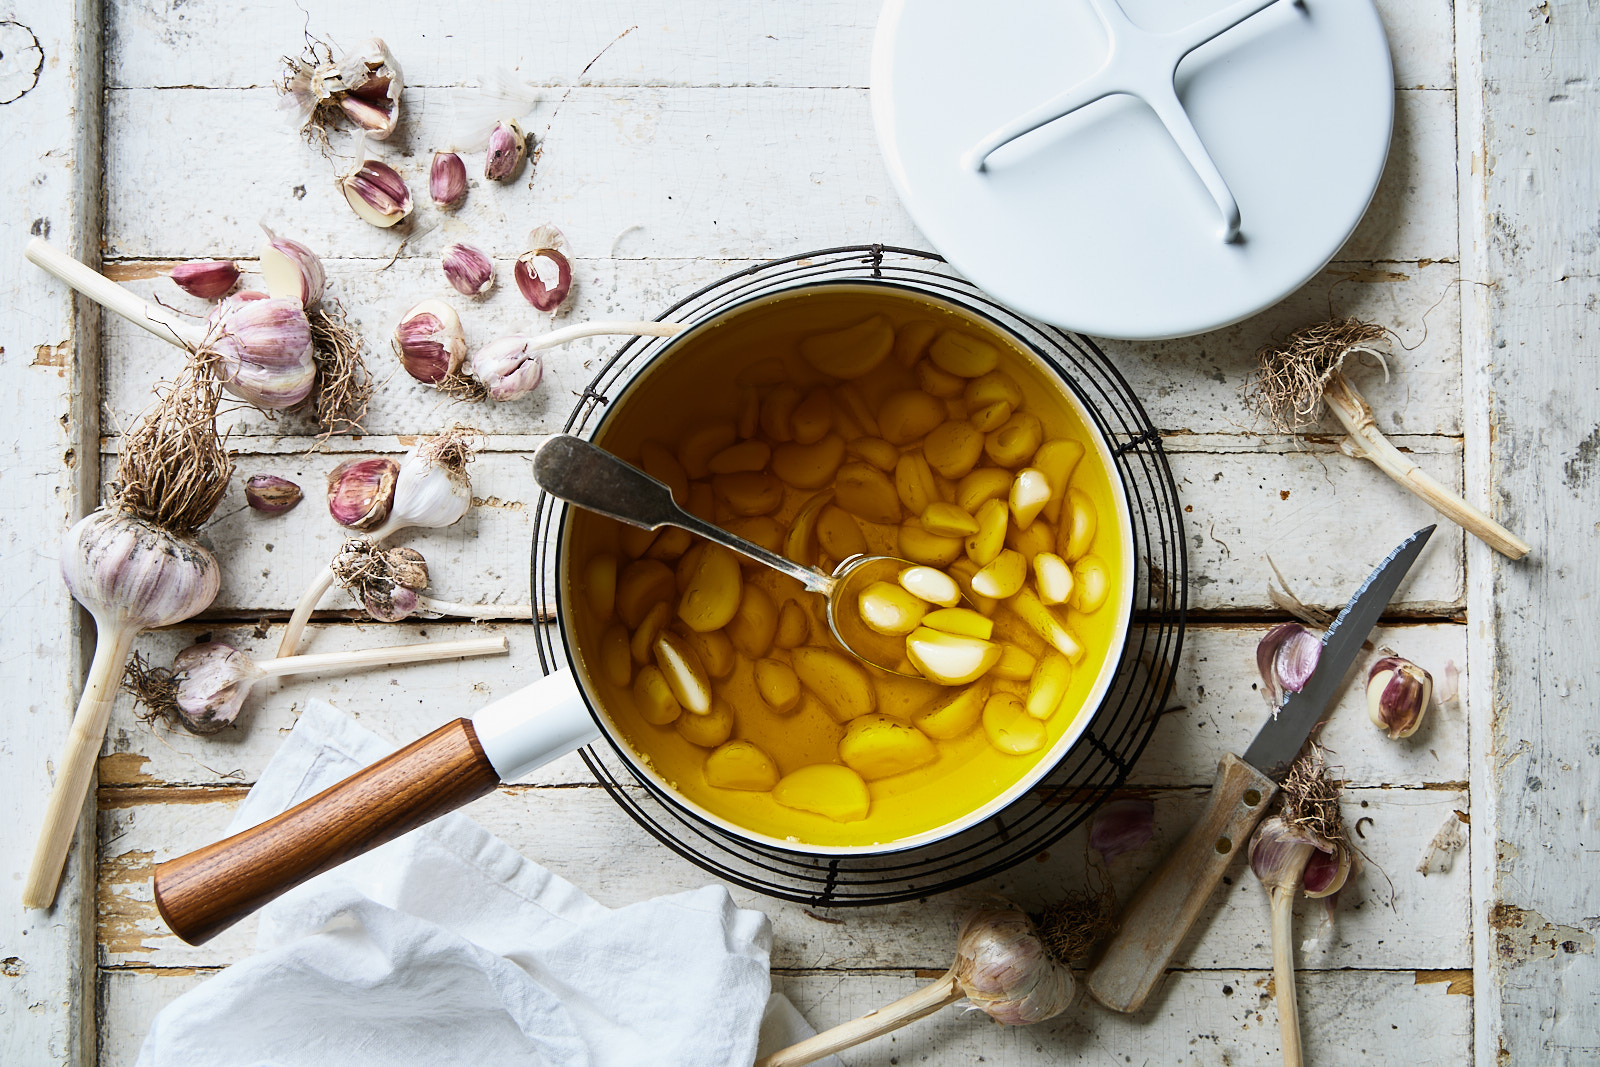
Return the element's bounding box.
[754,971,962,1067]
[277,564,339,657]
[524,320,685,351]
[26,238,205,349]
[23,623,139,908]
[253,635,509,678]
[1323,374,1530,560]
[412,597,538,620]
[1268,886,1304,1067]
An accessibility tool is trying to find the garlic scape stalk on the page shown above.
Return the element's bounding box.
[131,635,508,735]
[1247,319,1529,560]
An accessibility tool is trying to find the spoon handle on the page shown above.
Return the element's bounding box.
[534,435,832,593]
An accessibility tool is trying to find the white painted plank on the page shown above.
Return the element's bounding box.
[101,87,1459,265]
[100,964,1472,1067]
[97,256,1467,440]
[104,0,1458,92]
[1462,0,1600,1062]
[0,2,102,1064]
[96,784,1469,972]
[101,620,1467,790]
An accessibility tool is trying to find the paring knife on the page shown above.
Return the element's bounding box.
[1084,525,1436,1013]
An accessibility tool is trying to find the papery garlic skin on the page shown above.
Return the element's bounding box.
[244,474,302,514]
[341,159,413,228]
[1256,622,1322,707]
[333,38,404,140]
[442,244,495,296]
[170,641,263,734]
[327,457,399,530]
[483,120,526,181]
[260,229,326,308]
[393,299,469,384]
[60,511,220,629]
[514,224,573,312]
[1366,656,1432,739]
[204,295,317,410]
[171,260,239,300]
[430,151,468,208]
[953,907,1076,1026]
[468,335,544,401]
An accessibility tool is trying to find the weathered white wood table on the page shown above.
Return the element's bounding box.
[2,1,1593,1063]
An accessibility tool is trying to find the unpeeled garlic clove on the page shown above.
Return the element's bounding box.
[430,151,468,208]
[393,299,468,384]
[442,243,495,296]
[467,335,543,401]
[1256,622,1322,707]
[341,159,413,227]
[243,474,302,515]
[483,120,526,181]
[259,228,326,308]
[170,260,239,300]
[1301,841,1352,899]
[1087,798,1155,863]
[1366,655,1432,738]
[513,224,572,312]
[204,294,317,410]
[326,457,399,530]
[333,38,404,140]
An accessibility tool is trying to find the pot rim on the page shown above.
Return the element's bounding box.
[549,277,1137,857]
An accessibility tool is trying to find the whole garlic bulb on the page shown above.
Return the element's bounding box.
[204,293,317,410]
[468,336,543,401]
[165,641,263,734]
[386,431,476,531]
[60,511,221,630]
[952,907,1076,1026]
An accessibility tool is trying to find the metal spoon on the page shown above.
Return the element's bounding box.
[533,434,932,678]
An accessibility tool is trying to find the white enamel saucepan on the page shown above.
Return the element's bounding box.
[152,278,1136,946]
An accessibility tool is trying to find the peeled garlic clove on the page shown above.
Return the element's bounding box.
[483,120,526,181]
[442,243,494,296]
[341,159,413,227]
[954,907,1075,1026]
[1366,655,1433,739]
[327,457,399,530]
[259,228,326,308]
[170,259,239,300]
[205,294,317,409]
[244,474,302,515]
[1087,798,1155,862]
[514,224,573,312]
[430,150,468,208]
[468,335,543,401]
[393,299,468,384]
[170,641,263,734]
[1256,622,1322,707]
[332,38,404,140]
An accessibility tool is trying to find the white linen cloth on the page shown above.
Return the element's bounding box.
[137,699,840,1067]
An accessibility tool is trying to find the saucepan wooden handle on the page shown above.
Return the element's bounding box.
[153,717,501,946]
[1084,753,1277,1013]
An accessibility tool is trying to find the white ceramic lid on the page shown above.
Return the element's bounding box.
[871,0,1394,340]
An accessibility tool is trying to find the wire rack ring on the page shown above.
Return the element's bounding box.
[530,245,1187,907]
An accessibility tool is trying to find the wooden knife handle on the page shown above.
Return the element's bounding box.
[153,718,501,946]
[1084,753,1277,1013]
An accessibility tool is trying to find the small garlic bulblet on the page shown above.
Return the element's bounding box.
[483,120,526,181]
[1256,622,1322,707]
[442,244,495,296]
[468,336,543,401]
[204,294,317,410]
[331,541,429,621]
[168,641,263,734]
[341,159,413,228]
[170,260,239,300]
[514,224,573,312]
[327,457,399,530]
[953,907,1076,1026]
[1366,656,1432,739]
[244,474,302,515]
[60,511,220,628]
[388,429,477,531]
[431,151,468,208]
[260,229,326,308]
[393,299,469,384]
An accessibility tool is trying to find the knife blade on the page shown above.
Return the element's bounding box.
[1084,526,1436,1014]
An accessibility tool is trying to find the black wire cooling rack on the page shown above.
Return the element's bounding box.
[530,245,1186,906]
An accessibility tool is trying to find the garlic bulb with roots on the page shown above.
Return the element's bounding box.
[278,37,404,141]
[204,293,318,409]
[331,541,533,622]
[468,335,544,401]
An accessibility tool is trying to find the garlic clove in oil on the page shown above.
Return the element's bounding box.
[483,120,526,181]
[430,151,468,208]
[393,299,469,384]
[953,906,1076,1026]
[1366,656,1432,738]
[259,228,326,308]
[513,224,573,312]
[341,159,413,228]
[1256,622,1322,707]
[204,294,317,410]
[327,457,399,530]
[244,474,302,515]
[332,38,404,140]
[442,243,495,296]
[467,335,543,401]
[170,260,239,300]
